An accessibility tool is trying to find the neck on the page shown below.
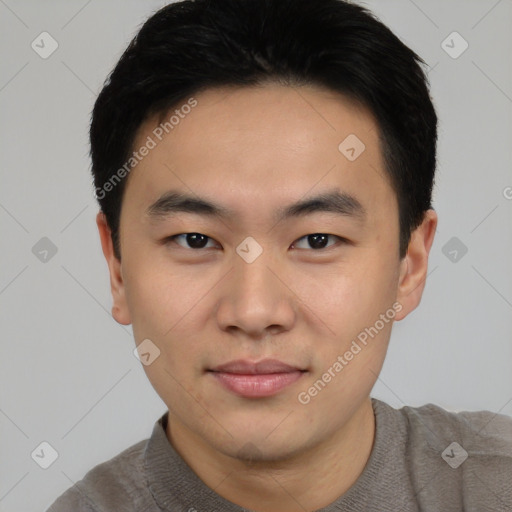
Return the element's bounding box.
[166,397,376,512]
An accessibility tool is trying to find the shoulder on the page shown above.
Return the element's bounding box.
[399,401,512,457]
[45,438,149,512]
[395,401,512,507]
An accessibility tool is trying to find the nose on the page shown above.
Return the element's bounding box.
[215,246,296,339]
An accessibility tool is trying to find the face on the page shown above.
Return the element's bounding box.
[98,83,436,463]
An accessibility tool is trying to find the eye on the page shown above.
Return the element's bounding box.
[166,233,218,250]
[164,232,346,251]
[292,233,344,250]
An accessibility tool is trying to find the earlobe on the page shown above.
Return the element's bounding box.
[395,209,437,321]
[96,211,132,325]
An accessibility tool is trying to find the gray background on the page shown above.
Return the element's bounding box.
[1,0,511,510]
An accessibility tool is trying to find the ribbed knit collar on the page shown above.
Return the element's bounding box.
[144,398,412,511]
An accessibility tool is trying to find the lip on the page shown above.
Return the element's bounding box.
[208,359,306,398]
[209,358,304,374]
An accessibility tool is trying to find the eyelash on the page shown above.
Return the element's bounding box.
[164,233,347,251]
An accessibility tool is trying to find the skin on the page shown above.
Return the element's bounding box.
[97,83,437,512]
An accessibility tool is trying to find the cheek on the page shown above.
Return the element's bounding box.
[124,274,170,337]
[124,263,212,375]
[123,252,201,335]
[318,256,396,316]
[306,254,399,359]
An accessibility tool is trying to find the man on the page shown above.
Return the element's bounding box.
[47,0,512,510]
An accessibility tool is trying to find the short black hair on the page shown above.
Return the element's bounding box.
[90,0,437,260]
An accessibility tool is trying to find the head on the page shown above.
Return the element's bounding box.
[93,0,437,463]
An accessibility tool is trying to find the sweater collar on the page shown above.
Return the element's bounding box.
[144,398,407,511]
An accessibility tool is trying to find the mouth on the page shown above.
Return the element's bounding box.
[207,359,307,398]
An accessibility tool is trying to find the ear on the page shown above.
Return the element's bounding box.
[96,211,132,325]
[395,209,437,321]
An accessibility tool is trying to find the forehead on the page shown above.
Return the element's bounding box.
[123,83,394,225]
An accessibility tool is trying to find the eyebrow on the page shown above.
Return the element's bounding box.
[146,189,366,224]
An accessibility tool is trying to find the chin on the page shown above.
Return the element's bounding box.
[211,425,311,463]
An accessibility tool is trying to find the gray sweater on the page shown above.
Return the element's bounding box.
[46,398,512,511]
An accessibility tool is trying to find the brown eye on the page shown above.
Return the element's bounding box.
[292,234,343,250]
[167,233,217,250]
